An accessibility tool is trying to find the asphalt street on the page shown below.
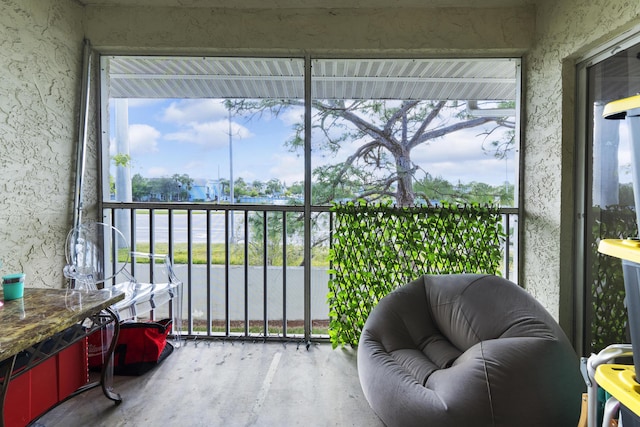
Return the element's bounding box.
[130,211,241,244]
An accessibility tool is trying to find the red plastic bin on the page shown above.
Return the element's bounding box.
[3,338,88,427]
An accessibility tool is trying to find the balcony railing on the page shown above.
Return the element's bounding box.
[101,201,518,343]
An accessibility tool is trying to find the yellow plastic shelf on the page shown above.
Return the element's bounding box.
[603,94,640,120]
[598,239,640,263]
[595,364,640,416]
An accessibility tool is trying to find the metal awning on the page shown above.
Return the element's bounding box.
[105,56,517,100]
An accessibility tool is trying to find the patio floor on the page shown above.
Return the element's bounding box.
[36,339,384,427]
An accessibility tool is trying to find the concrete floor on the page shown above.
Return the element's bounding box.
[36,339,385,427]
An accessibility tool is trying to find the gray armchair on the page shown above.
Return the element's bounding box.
[357,274,583,427]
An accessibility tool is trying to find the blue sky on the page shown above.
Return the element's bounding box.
[110,98,520,187]
[113,98,302,185]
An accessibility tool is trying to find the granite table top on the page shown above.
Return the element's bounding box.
[0,288,124,361]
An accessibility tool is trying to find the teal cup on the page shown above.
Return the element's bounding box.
[2,273,25,300]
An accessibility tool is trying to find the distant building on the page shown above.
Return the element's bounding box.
[189,178,223,202]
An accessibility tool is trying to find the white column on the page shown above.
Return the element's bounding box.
[114,98,132,240]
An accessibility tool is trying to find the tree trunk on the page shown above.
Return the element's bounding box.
[396,153,415,206]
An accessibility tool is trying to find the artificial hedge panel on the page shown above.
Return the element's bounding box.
[589,205,636,352]
[327,201,505,348]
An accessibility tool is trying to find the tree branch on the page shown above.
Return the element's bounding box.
[409,116,496,148]
[384,100,420,135]
[313,100,396,151]
[409,101,447,147]
[329,140,383,186]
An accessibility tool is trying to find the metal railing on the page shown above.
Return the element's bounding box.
[102,202,518,343]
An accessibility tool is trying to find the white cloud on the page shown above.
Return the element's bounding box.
[129,124,161,154]
[407,125,516,185]
[280,106,305,127]
[161,99,229,125]
[424,157,514,186]
[268,155,305,183]
[159,99,254,150]
[165,120,253,149]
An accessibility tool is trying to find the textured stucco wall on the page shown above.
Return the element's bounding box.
[0,0,84,288]
[523,1,640,331]
[84,6,534,55]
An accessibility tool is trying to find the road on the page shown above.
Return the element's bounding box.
[114,212,331,322]
[128,211,244,244]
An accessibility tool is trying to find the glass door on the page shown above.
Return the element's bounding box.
[579,36,640,354]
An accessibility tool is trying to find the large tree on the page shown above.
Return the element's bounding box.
[131,174,194,202]
[227,99,513,206]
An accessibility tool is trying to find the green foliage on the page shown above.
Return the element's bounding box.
[130,241,329,267]
[414,174,515,207]
[110,154,132,197]
[620,183,634,207]
[245,210,331,266]
[247,211,304,266]
[131,174,150,200]
[311,164,375,204]
[131,174,194,201]
[589,205,636,352]
[327,201,505,348]
[112,153,131,167]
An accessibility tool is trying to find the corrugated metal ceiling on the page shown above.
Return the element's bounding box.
[106,57,517,100]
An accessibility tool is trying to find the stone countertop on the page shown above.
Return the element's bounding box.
[0,288,124,361]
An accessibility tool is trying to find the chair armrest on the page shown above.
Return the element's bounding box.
[129,252,181,285]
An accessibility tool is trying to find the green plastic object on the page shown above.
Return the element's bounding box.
[2,273,25,300]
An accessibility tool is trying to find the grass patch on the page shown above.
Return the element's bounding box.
[128,242,329,267]
[190,320,329,336]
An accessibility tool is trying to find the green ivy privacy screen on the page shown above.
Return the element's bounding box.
[590,205,637,352]
[327,202,506,348]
